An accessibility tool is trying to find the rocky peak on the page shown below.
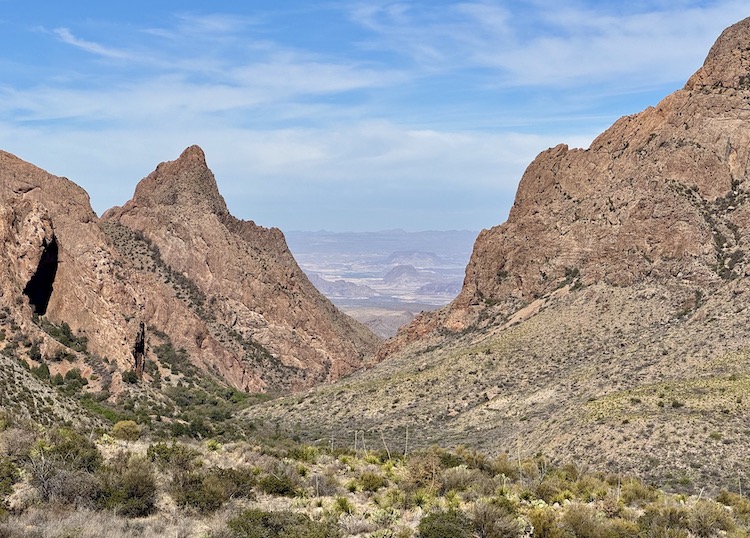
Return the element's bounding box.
[685,16,750,90]
[382,16,750,353]
[127,145,229,216]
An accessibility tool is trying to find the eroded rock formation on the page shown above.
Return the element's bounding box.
[0,146,379,394]
[384,16,750,352]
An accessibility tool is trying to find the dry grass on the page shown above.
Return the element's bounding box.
[253,281,750,492]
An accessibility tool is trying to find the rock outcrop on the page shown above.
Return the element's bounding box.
[102,146,380,391]
[385,16,750,351]
[0,146,379,395]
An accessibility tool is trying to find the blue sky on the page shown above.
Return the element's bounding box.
[0,1,747,232]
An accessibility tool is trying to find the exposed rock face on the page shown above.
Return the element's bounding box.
[257,18,750,490]
[103,146,380,391]
[0,146,379,395]
[0,150,140,370]
[385,16,750,351]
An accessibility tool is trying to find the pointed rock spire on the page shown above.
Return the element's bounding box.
[685,16,750,90]
[130,145,229,216]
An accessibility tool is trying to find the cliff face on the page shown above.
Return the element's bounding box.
[102,146,380,391]
[0,146,379,395]
[0,150,141,374]
[385,16,750,350]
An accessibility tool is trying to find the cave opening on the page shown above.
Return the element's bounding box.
[23,236,59,315]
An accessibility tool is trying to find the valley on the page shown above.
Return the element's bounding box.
[3,12,750,538]
[286,230,477,337]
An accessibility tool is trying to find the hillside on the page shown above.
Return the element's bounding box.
[254,16,750,492]
[0,145,379,411]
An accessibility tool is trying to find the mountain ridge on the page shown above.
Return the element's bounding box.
[252,16,750,491]
[0,144,380,402]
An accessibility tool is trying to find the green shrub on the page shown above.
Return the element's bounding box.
[0,458,19,498]
[122,370,139,384]
[46,428,102,472]
[172,470,228,514]
[334,496,354,515]
[620,478,659,506]
[97,454,156,517]
[417,510,473,538]
[359,471,388,492]
[112,420,141,441]
[717,490,750,523]
[215,467,257,499]
[527,507,563,538]
[146,441,199,470]
[560,503,604,538]
[688,500,734,537]
[638,503,689,537]
[258,466,300,497]
[227,508,341,538]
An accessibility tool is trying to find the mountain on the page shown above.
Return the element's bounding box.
[102,146,379,391]
[0,146,379,410]
[306,273,380,299]
[384,251,444,268]
[254,17,750,491]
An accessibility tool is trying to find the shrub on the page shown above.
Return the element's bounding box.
[172,470,228,514]
[258,472,299,497]
[146,441,199,471]
[122,370,139,384]
[46,428,102,472]
[97,454,157,517]
[47,469,100,508]
[417,510,474,538]
[0,458,19,498]
[334,496,354,515]
[688,500,734,537]
[560,503,604,538]
[472,501,522,538]
[227,508,341,538]
[527,507,563,538]
[620,478,659,506]
[406,451,443,492]
[112,420,141,441]
[638,503,690,536]
[360,471,388,492]
[717,490,750,523]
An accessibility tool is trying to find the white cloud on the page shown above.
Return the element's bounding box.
[52,27,132,60]
[348,0,750,90]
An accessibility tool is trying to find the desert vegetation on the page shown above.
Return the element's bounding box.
[1,411,750,537]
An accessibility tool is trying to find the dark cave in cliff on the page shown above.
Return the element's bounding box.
[23,236,59,315]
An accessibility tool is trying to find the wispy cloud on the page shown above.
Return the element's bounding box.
[348,0,750,90]
[52,27,132,60]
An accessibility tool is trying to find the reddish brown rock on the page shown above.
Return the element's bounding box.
[384,16,750,353]
[0,146,379,395]
[103,146,380,391]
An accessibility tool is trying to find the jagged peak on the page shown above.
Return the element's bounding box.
[130,145,229,216]
[685,16,750,90]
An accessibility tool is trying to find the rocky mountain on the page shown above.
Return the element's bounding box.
[380,15,750,354]
[0,145,379,409]
[254,17,750,491]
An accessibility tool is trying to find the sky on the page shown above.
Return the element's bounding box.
[0,1,747,232]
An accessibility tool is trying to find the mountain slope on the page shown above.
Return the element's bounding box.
[0,145,379,404]
[253,16,750,491]
[103,146,380,391]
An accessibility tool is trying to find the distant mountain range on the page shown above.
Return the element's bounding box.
[286,230,477,337]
